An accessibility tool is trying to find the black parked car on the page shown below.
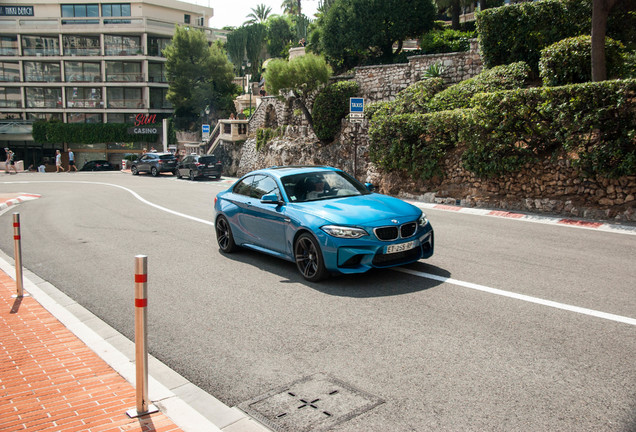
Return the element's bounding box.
[130,152,177,177]
[79,160,114,171]
[175,154,222,180]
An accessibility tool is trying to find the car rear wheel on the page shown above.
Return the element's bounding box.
[216,215,238,253]
[175,169,181,179]
[131,166,138,175]
[294,233,328,282]
[189,170,195,181]
[150,166,158,177]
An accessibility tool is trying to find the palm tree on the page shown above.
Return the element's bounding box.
[244,4,272,25]
[281,0,301,16]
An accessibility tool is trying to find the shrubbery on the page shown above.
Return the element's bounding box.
[32,121,170,144]
[312,80,360,142]
[539,36,626,86]
[418,28,475,54]
[367,78,445,119]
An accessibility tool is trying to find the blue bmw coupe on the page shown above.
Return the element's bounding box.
[214,166,434,282]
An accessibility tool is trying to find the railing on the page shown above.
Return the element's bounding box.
[0,120,33,134]
[106,73,143,82]
[67,99,103,108]
[107,99,144,109]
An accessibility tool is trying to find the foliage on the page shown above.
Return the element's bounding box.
[244,4,272,25]
[477,0,592,76]
[256,126,284,150]
[463,80,636,178]
[366,78,445,120]
[245,23,267,78]
[418,28,474,54]
[369,110,472,180]
[426,62,530,111]
[226,27,248,74]
[312,80,360,142]
[321,0,436,71]
[423,63,446,79]
[539,35,626,86]
[264,53,332,128]
[267,16,294,58]
[164,26,236,127]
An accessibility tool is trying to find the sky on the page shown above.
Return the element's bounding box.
[190,0,321,29]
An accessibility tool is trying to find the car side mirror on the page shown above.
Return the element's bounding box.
[365,183,375,192]
[261,193,282,205]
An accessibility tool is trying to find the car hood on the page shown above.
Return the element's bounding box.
[290,194,421,226]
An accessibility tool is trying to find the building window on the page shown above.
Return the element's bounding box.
[0,62,20,82]
[107,87,143,108]
[21,35,60,56]
[25,87,61,108]
[104,35,141,56]
[148,37,171,57]
[107,113,138,123]
[23,62,61,82]
[67,112,103,123]
[102,3,131,17]
[66,87,103,108]
[184,14,190,24]
[150,88,171,109]
[0,87,21,107]
[65,61,101,82]
[27,112,63,121]
[148,62,167,82]
[106,61,142,82]
[61,4,99,24]
[0,36,18,56]
[63,35,100,56]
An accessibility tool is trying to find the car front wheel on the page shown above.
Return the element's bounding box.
[150,166,158,177]
[216,215,238,253]
[294,233,328,282]
[175,169,181,179]
[131,166,138,175]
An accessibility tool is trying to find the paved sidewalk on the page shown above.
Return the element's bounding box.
[0,269,184,432]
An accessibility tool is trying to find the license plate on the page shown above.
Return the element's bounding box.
[208,164,215,167]
[386,240,416,254]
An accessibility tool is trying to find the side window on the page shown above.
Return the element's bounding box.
[233,176,253,197]
[251,175,280,199]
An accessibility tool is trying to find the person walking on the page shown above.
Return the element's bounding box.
[5,148,17,174]
[55,149,64,172]
[67,148,77,172]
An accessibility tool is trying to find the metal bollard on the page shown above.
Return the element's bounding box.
[126,255,158,418]
[11,213,28,298]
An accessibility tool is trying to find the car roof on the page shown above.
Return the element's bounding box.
[249,166,341,180]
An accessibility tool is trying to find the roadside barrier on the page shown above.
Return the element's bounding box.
[126,255,158,418]
[11,213,28,298]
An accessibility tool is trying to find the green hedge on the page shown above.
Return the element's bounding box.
[369,110,472,180]
[463,79,636,178]
[425,62,530,111]
[312,80,360,142]
[477,0,591,76]
[367,78,445,119]
[31,120,175,145]
[539,35,626,86]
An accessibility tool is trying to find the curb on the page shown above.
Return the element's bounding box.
[0,193,41,213]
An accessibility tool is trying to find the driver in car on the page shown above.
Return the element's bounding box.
[306,178,326,200]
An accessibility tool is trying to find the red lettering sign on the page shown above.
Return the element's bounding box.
[134,113,157,126]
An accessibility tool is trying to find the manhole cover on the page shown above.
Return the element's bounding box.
[239,373,384,432]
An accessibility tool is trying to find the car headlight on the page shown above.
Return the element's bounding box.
[321,225,368,239]
[418,213,429,227]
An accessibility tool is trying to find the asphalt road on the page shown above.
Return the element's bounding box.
[1,171,635,431]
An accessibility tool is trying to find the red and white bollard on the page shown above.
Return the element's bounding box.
[126,255,158,418]
[11,213,28,298]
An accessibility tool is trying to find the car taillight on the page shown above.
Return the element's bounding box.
[214,197,217,206]
[195,162,203,167]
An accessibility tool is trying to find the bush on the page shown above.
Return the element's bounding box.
[539,36,626,86]
[419,29,475,54]
[256,126,284,151]
[463,79,636,178]
[312,80,360,142]
[367,78,444,120]
[369,110,473,180]
[31,121,162,144]
[426,62,530,111]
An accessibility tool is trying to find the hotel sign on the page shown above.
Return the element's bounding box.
[0,5,34,16]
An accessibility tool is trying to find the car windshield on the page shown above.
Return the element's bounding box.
[282,171,371,203]
[198,156,218,164]
[159,154,175,160]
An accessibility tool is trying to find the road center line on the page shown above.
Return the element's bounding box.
[7,180,634,326]
[394,267,636,326]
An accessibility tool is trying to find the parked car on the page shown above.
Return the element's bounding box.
[214,166,434,282]
[130,152,177,176]
[176,154,222,180]
[79,160,114,171]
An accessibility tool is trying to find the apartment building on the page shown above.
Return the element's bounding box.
[0,0,214,169]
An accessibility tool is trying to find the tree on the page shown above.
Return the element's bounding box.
[226,26,248,75]
[164,26,236,128]
[245,24,267,78]
[591,0,625,81]
[244,4,272,25]
[267,16,294,58]
[282,0,301,15]
[264,53,332,129]
[322,0,436,68]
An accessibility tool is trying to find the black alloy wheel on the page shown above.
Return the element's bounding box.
[216,215,238,253]
[294,233,328,282]
[131,166,138,175]
[150,166,158,177]
[175,169,181,179]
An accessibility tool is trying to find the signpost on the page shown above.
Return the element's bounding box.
[202,124,210,140]
[349,98,365,123]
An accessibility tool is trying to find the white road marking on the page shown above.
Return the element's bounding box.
[5,180,634,327]
[394,267,636,326]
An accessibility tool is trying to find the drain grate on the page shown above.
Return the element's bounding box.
[239,373,384,432]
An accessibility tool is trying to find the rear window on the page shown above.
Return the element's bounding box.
[159,154,175,160]
[199,156,218,164]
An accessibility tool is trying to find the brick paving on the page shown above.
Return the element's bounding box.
[0,270,185,432]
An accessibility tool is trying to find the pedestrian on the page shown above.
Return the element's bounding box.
[67,148,77,172]
[5,148,17,174]
[55,149,64,172]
